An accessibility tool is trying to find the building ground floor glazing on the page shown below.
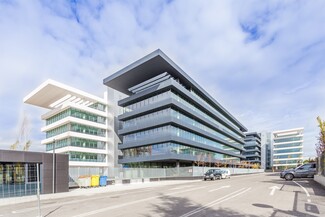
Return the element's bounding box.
[0,162,40,198]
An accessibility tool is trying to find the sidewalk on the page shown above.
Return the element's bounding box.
[0,180,201,207]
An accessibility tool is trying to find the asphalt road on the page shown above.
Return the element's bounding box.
[1,173,325,217]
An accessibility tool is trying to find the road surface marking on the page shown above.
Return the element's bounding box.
[208,185,230,192]
[293,181,310,197]
[11,188,153,214]
[180,187,252,217]
[72,186,208,217]
[170,185,194,190]
[269,186,280,196]
[293,180,311,204]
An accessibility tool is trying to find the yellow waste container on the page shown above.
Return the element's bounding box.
[91,175,100,187]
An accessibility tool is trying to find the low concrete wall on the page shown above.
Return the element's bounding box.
[314,175,325,187]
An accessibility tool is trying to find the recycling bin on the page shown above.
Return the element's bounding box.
[99,176,107,186]
[77,176,91,188]
[91,175,100,187]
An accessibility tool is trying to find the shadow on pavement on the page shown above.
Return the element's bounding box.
[253,191,320,217]
[145,194,259,217]
[261,178,325,197]
[263,173,281,177]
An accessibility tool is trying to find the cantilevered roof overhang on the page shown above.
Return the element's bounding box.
[24,79,106,109]
[103,49,247,132]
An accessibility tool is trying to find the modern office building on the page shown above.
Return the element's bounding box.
[24,80,119,183]
[260,132,272,170]
[272,128,304,170]
[0,149,68,198]
[243,132,261,165]
[103,49,248,168]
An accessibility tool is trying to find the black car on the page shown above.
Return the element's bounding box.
[203,169,222,181]
[280,163,317,181]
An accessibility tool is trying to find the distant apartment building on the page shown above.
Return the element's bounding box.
[24,80,121,183]
[103,49,248,168]
[272,128,304,170]
[243,132,261,165]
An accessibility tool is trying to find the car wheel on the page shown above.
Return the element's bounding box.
[284,173,294,181]
[204,178,207,181]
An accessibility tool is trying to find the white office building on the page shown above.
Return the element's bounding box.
[260,132,272,170]
[272,128,304,170]
[24,80,121,184]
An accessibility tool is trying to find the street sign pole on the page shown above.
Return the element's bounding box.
[36,163,42,217]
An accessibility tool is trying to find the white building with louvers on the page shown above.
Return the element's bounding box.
[24,80,119,183]
[272,128,304,169]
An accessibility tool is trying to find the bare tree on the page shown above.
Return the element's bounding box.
[194,154,203,167]
[214,159,221,168]
[10,112,32,151]
[207,153,212,167]
[10,140,19,150]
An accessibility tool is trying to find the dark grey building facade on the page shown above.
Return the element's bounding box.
[0,149,69,198]
[104,49,247,168]
[243,132,262,164]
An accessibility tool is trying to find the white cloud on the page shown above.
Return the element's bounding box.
[0,0,324,157]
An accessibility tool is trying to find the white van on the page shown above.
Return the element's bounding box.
[221,169,231,179]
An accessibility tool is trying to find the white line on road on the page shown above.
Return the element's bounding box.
[180,187,252,217]
[293,181,311,203]
[72,186,208,217]
[11,188,154,214]
[208,185,230,192]
[293,181,310,197]
[269,186,280,196]
[169,185,194,190]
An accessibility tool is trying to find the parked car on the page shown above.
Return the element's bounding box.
[221,169,231,179]
[280,163,317,181]
[203,169,222,181]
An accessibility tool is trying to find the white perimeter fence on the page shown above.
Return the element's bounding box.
[69,166,264,186]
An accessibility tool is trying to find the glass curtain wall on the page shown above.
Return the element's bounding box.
[121,142,237,161]
[123,125,241,154]
[122,90,243,140]
[46,137,106,151]
[0,163,41,198]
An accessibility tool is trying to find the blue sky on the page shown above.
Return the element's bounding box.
[0,0,325,158]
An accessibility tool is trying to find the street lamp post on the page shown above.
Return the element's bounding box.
[53,139,56,194]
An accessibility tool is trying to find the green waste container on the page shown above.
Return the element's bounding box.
[91,175,100,187]
[99,176,107,186]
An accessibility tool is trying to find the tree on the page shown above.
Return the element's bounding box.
[194,154,204,167]
[252,163,260,169]
[207,153,212,167]
[10,112,32,151]
[303,157,316,164]
[316,116,325,156]
[214,160,222,168]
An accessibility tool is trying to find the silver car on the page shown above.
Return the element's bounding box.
[203,169,222,181]
[280,163,316,181]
